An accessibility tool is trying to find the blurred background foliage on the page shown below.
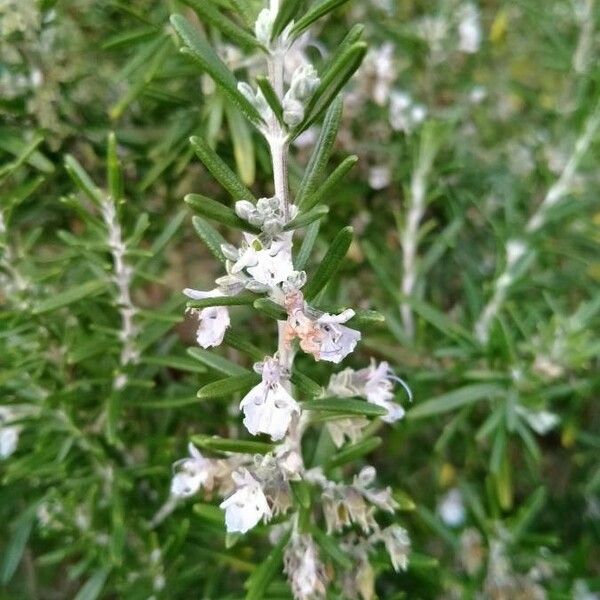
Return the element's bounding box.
[1,0,599,598]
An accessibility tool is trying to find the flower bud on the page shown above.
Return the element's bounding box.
[254,8,273,46]
[283,97,305,127]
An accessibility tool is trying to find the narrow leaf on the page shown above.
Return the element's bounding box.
[303,225,353,300]
[187,293,256,309]
[407,384,503,420]
[225,103,256,186]
[197,373,260,399]
[33,280,108,315]
[271,0,304,39]
[291,0,351,36]
[302,397,387,417]
[245,532,290,600]
[283,205,329,231]
[191,216,227,265]
[73,568,110,600]
[192,434,274,455]
[297,97,342,207]
[256,76,284,123]
[64,155,104,205]
[170,14,263,124]
[326,437,382,468]
[0,516,33,584]
[190,135,256,200]
[181,0,262,50]
[293,42,366,135]
[294,220,320,270]
[253,298,287,320]
[186,194,259,232]
[187,347,248,376]
[302,155,358,211]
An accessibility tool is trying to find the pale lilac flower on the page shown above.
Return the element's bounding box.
[219,469,271,534]
[240,357,300,441]
[183,288,230,348]
[315,309,361,363]
[363,360,411,423]
[170,443,213,498]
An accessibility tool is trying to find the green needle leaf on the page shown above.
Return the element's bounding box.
[302,155,358,211]
[181,0,263,50]
[191,216,228,265]
[303,225,353,301]
[407,384,503,419]
[190,135,256,201]
[33,280,108,315]
[283,205,329,231]
[185,193,260,232]
[291,0,352,36]
[325,436,383,469]
[187,347,249,376]
[302,397,387,417]
[296,97,342,207]
[170,14,263,125]
[192,434,274,455]
[64,155,104,205]
[197,373,260,399]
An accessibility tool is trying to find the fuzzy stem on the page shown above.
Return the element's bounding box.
[101,198,140,387]
[475,102,600,344]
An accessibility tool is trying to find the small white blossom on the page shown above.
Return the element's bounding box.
[389,90,427,133]
[438,488,466,527]
[240,357,300,441]
[0,407,21,459]
[363,361,410,423]
[458,3,482,54]
[380,525,411,572]
[368,165,391,190]
[183,288,230,348]
[219,469,271,534]
[518,407,560,435]
[170,443,213,498]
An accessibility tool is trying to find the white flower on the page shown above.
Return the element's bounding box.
[284,292,361,363]
[363,361,410,423]
[368,165,391,190]
[389,91,427,134]
[219,469,271,534]
[246,239,296,287]
[0,407,20,459]
[240,357,300,441]
[438,488,465,527]
[170,443,213,498]
[314,309,361,363]
[458,3,482,54]
[183,288,230,348]
[518,407,560,435]
[380,525,411,572]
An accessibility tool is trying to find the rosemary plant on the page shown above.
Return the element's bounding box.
[167,1,412,597]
